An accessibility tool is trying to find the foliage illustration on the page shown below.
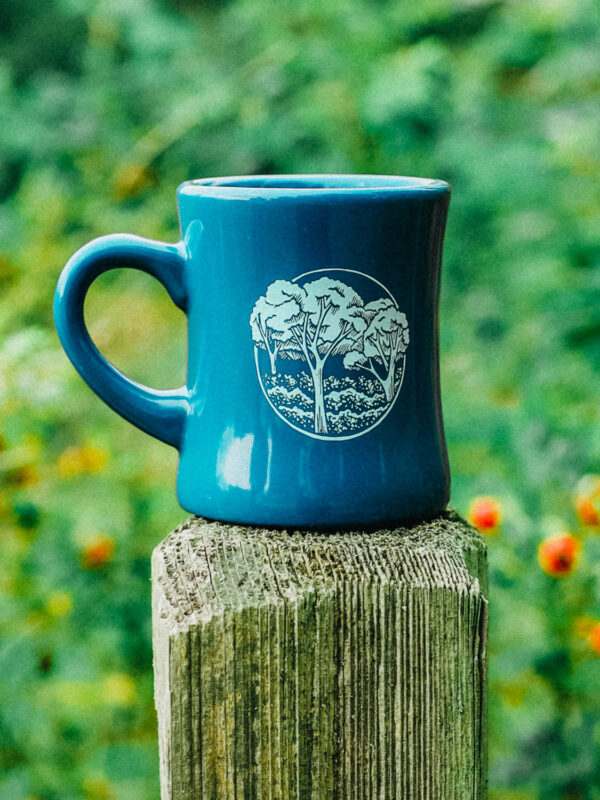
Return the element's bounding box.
[343,298,410,402]
[250,273,409,437]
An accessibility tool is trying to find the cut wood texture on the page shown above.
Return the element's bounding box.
[152,512,488,800]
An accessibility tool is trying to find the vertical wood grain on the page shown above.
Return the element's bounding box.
[152,513,488,800]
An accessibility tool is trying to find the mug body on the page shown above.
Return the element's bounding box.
[176,175,450,527]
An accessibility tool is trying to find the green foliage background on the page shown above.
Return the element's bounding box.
[0,0,599,797]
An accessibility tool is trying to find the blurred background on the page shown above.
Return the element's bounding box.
[0,0,599,797]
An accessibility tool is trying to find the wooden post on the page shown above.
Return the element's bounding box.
[152,512,488,800]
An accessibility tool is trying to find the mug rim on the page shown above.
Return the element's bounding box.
[178,173,450,198]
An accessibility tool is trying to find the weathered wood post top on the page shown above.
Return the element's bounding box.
[153,512,488,800]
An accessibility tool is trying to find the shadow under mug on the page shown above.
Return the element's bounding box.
[54,174,451,528]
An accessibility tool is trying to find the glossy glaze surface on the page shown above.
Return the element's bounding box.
[54,174,451,527]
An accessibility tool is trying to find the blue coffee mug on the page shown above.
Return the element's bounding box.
[54,175,451,527]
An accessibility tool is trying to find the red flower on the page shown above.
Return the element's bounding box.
[538,534,580,577]
[81,537,115,570]
[468,496,502,534]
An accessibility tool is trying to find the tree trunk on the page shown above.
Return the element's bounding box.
[383,366,395,402]
[152,512,488,800]
[268,348,277,375]
[311,361,328,434]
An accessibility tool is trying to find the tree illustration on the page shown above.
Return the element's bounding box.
[252,278,367,434]
[250,285,302,374]
[343,299,409,402]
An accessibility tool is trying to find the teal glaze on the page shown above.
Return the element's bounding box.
[54,175,451,528]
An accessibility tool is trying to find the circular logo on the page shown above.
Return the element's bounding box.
[249,269,409,441]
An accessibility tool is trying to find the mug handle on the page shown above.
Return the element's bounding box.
[54,233,189,449]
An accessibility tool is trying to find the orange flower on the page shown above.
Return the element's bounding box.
[58,445,109,478]
[467,496,502,534]
[574,474,600,527]
[588,623,600,656]
[538,534,580,577]
[576,497,599,527]
[81,537,115,570]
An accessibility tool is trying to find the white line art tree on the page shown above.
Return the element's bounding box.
[343,299,409,402]
[250,287,300,375]
[251,278,367,434]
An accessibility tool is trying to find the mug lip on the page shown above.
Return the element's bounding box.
[178,173,450,198]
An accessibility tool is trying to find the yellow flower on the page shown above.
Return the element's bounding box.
[499,681,527,708]
[58,445,109,478]
[83,777,115,800]
[46,590,73,617]
[102,673,136,706]
[574,615,596,638]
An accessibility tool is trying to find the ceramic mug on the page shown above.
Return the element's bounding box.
[54,174,451,527]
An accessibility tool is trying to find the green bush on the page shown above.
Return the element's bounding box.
[0,1,598,797]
